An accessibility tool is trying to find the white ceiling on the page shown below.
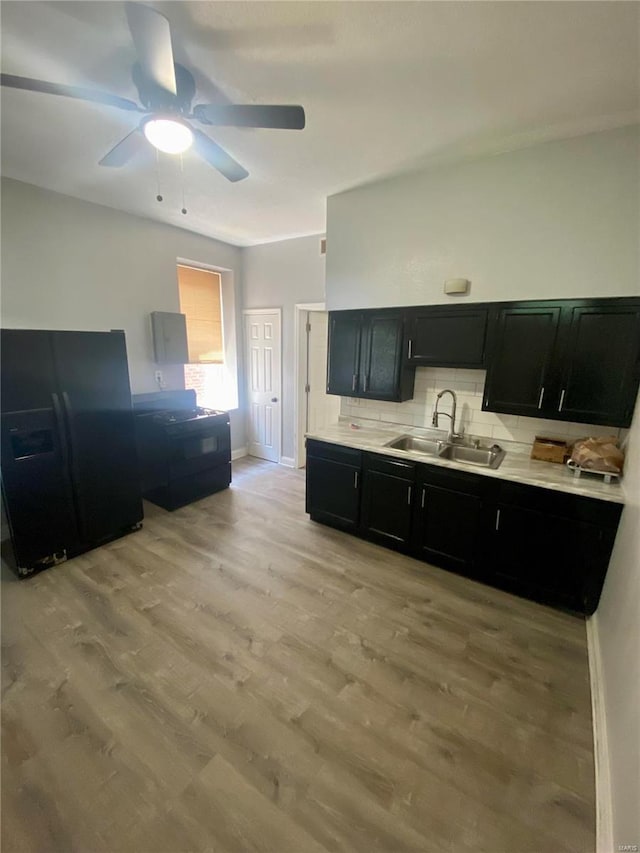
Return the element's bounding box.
[1,1,638,247]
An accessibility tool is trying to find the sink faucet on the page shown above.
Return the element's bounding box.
[432,389,463,441]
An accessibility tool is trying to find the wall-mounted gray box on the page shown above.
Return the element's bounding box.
[151,311,189,364]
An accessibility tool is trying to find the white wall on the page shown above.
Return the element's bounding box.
[326,125,640,309]
[593,389,640,850]
[0,178,246,449]
[242,234,326,460]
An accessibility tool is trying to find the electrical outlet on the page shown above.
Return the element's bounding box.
[155,370,164,388]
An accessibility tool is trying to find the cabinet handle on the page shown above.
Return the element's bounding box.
[407,486,412,506]
[407,339,413,359]
[352,374,357,392]
[495,509,501,531]
[363,375,368,393]
[538,386,545,409]
[559,389,566,412]
[354,471,359,489]
[421,487,426,509]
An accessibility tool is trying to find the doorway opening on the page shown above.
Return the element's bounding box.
[294,304,340,468]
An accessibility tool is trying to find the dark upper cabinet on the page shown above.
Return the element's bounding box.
[557,303,640,427]
[326,312,362,397]
[406,305,488,368]
[413,465,488,576]
[482,304,563,418]
[327,310,415,402]
[361,454,415,548]
[360,312,413,400]
[483,297,640,427]
[326,297,639,425]
[306,439,361,532]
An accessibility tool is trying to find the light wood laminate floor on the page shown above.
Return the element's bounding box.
[2,457,595,853]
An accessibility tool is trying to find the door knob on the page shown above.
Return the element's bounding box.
[271,397,278,403]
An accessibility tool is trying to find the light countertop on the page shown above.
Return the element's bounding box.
[306,419,625,505]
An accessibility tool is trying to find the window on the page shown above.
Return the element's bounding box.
[177,264,223,363]
[177,262,239,411]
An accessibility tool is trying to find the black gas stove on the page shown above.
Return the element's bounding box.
[132,390,231,510]
[160,406,218,423]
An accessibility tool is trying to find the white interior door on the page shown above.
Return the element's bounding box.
[298,311,341,467]
[245,310,282,462]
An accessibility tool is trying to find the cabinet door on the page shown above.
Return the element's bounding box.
[414,482,483,574]
[483,305,562,417]
[490,503,612,613]
[360,313,406,400]
[557,303,640,427]
[326,312,362,396]
[306,456,360,531]
[361,469,414,547]
[408,307,488,367]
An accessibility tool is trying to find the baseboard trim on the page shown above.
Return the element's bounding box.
[586,613,614,853]
[231,447,248,461]
[280,456,295,468]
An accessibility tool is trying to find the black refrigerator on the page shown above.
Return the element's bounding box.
[1,329,143,576]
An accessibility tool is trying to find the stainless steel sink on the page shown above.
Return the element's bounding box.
[384,435,444,455]
[438,442,506,469]
[385,434,506,469]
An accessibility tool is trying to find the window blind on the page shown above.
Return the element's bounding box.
[177,264,224,363]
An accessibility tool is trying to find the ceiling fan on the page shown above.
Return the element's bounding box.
[0,2,306,182]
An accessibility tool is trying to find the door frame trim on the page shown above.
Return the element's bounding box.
[586,613,614,853]
[294,302,326,469]
[243,308,283,463]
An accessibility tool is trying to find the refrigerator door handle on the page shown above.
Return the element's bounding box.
[60,391,86,537]
[51,392,70,468]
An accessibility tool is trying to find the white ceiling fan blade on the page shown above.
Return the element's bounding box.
[125,2,177,95]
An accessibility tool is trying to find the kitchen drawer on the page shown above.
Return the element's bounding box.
[306,438,362,467]
[417,461,492,498]
[364,452,416,479]
[497,480,622,528]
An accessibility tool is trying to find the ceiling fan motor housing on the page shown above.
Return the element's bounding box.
[132,62,195,115]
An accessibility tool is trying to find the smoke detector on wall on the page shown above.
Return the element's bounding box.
[444,278,470,295]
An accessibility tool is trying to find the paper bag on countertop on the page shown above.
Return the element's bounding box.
[570,436,625,474]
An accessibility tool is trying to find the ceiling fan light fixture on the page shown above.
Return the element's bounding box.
[143,117,193,154]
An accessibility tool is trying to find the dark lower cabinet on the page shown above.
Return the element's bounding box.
[361,455,415,548]
[488,481,622,615]
[305,439,623,615]
[414,466,489,577]
[306,440,361,531]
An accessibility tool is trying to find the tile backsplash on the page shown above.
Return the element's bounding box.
[340,367,626,448]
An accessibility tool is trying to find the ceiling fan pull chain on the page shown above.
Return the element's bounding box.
[155,148,163,202]
[180,153,187,215]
